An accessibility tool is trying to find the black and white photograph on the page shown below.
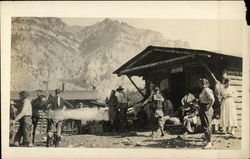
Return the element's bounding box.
[1,1,249,159]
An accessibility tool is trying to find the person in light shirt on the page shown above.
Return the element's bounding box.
[181,90,196,106]
[198,78,215,149]
[116,86,129,132]
[12,91,33,147]
[179,89,196,122]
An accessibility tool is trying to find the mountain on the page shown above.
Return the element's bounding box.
[11,17,85,91]
[11,17,190,100]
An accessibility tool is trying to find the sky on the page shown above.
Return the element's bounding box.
[61,18,244,57]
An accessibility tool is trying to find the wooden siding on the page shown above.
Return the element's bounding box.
[226,70,242,126]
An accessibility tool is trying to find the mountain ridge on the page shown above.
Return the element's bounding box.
[11,17,191,100]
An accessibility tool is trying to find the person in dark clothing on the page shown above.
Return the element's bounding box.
[116,86,129,132]
[45,89,73,147]
[142,86,165,138]
[134,107,148,131]
[31,95,46,145]
[106,90,119,131]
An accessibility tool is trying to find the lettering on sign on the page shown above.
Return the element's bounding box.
[171,67,183,73]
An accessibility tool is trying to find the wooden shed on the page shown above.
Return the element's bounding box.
[113,46,242,126]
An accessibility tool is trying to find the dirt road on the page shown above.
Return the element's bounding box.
[33,131,241,149]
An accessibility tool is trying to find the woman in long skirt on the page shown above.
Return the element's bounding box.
[220,79,237,136]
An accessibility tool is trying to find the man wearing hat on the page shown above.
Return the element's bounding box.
[31,94,46,145]
[45,88,73,147]
[116,86,129,132]
[12,91,33,147]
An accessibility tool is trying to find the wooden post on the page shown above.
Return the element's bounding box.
[185,66,190,90]
[198,59,218,82]
[127,76,147,99]
[128,99,145,108]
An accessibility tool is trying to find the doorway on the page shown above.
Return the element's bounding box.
[170,71,186,111]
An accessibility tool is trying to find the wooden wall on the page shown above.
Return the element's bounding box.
[226,70,242,127]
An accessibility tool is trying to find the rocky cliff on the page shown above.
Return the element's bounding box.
[11,17,190,100]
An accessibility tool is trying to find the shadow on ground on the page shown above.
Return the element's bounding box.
[142,136,204,148]
[94,131,149,138]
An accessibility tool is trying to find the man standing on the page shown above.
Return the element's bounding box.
[105,90,118,132]
[12,91,33,147]
[116,86,129,132]
[45,89,73,147]
[31,94,46,145]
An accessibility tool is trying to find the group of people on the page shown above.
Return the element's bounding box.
[105,86,129,132]
[9,77,238,149]
[139,77,237,149]
[195,78,238,148]
[10,89,73,147]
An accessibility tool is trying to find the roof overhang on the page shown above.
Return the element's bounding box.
[113,46,242,77]
[120,54,196,76]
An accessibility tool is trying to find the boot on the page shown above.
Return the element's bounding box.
[160,128,165,137]
[53,134,57,146]
[55,136,61,147]
[27,143,34,147]
[32,133,35,145]
[150,131,155,139]
[14,141,19,147]
[203,142,213,149]
[46,136,52,147]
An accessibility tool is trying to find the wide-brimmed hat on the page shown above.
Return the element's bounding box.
[19,91,29,98]
[116,86,124,91]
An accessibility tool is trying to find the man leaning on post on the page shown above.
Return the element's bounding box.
[11,91,33,147]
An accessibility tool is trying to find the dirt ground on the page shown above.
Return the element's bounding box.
[32,130,241,149]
